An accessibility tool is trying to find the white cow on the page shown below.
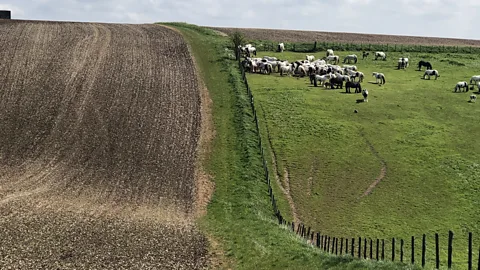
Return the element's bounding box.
[423,70,440,80]
[375,52,386,60]
[454,81,468,92]
[470,75,480,85]
[372,72,386,84]
[362,89,369,102]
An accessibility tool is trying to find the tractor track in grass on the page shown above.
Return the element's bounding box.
[260,105,300,225]
[359,130,387,198]
[0,20,208,269]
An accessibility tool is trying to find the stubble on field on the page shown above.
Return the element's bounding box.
[0,20,208,269]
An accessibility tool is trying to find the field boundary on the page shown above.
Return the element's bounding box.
[254,41,480,54]
[210,26,480,53]
[237,52,480,270]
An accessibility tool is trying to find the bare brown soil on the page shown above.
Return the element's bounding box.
[209,27,480,47]
[0,20,208,269]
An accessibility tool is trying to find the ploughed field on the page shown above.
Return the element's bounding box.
[211,27,480,47]
[0,20,207,269]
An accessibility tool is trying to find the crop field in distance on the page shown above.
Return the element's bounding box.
[0,20,208,269]
[211,27,480,46]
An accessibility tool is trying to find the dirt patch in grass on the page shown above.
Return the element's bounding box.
[360,131,388,198]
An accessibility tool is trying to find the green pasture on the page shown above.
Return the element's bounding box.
[247,50,480,268]
[166,23,422,269]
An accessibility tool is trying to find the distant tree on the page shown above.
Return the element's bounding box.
[231,31,245,60]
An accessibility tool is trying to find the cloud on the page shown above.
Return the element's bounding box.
[0,0,478,39]
[0,4,25,16]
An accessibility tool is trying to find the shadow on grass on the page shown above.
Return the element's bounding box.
[339,92,362,94]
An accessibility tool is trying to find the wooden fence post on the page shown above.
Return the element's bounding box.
[422,234,426,268]
[358,237,362,258]
[317,233,321,248]
[436,233,440,269]
[448,230,453,269]
[382,239,385,260]
[307,227,311,239]
[351,238,355,257]
[345,238,349,255]
[376,239,379,260]
[392,238,396,261]
[468,232,472,270]
[364,238,367,259]
[340,238,343,255]
[411,236,415,265]
[327,236,331,252]
[400,239,404,262]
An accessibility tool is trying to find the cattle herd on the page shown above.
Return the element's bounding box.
[239,43,478,103]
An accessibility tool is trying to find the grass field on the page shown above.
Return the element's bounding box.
[167,23,420,269]
[246,50,480,269]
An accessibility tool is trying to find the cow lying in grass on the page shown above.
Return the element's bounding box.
[470,94,477,103]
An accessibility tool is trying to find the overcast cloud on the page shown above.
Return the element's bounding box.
[1,0,478,39]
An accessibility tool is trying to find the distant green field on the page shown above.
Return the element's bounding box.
[247,50,480,269]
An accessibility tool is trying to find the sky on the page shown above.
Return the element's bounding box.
[1,0,479,40]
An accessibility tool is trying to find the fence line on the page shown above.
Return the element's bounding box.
[236,54,479,269]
